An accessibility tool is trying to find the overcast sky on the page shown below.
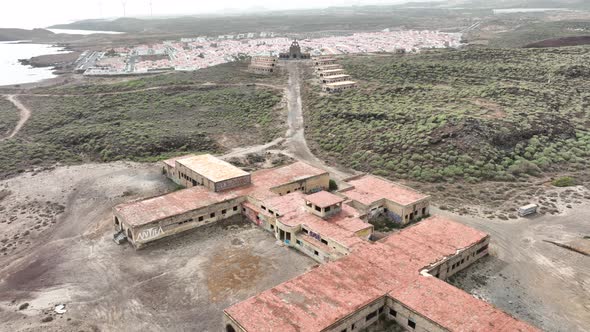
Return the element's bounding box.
[0,0,438,29]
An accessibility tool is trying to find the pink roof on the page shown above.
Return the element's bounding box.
[224,216,540,332]
[304,191,345,208]
[114,186,241,226]
[391,277,539,332]
[266,192,366,248]
[116,161,327,226]
[345,175,429,206]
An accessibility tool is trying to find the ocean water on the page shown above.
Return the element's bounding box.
[0,41,70,86]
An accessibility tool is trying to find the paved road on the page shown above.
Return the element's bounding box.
[0,95,31,141]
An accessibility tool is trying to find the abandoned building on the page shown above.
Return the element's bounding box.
[322,80,357,93]
[279,40,311,60]
[321,74,352,84]
[223,215,539,332]
[112,154,539,332]
[314,57,338,66]
[316,68,346,77]
[315,63,343,72]
[248,55,277,74]
[113,154,434,251]
[313,55,357,93]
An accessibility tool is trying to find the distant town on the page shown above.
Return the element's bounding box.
[75,30,462,76]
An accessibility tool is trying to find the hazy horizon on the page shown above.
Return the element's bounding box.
[0,0,445,29]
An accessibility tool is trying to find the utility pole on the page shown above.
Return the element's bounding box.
[121,0,128,17]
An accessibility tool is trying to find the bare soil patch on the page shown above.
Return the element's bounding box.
[0,162,316,331]
[441,204,590,332]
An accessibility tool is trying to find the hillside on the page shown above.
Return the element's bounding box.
[48,7,487,35]
[0,28,55,41]
[304,48,590,185]
[0,69,284,179]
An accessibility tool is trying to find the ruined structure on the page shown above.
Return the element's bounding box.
[113,154,427,252]
[223,216,538,332]
[279,40,311,60]
[313,55,357,93]
[316,68,345,77]
[322,81,357,93]
[248,55,277,74]
[112,154,539,332]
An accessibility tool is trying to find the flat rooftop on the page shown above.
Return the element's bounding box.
[163,154,194,168]
[116,161,328,226]
[224,216,539,332]
[304,191,345,208]
[176,154,249,183]
[264,192,368,248]
[114,186,240,227]
[344,174,429,206]
[323,74,350,79]
[320,69,345,73]
[325,80,357,87]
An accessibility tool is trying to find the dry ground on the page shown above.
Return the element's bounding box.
[0,163,316,332]
[441,205,590,332]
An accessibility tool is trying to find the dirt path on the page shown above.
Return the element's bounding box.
[0,95,31,141]
[282,61,353,180]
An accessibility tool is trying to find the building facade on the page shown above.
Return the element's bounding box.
[279,40,311,60]
[112,154,539,332]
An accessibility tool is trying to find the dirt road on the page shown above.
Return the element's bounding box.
[282,61,353,180]
[1,95,31,140]
[437,205,590,332]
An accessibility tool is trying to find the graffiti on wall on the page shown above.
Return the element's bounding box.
[137,226,164,241]
[309,231,321,241]
[386,211,403,223]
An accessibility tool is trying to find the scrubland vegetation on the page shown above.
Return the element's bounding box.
[304,47,590,183]
[0,98,19,137]
[0,85,282,178]
[37,61,285,95]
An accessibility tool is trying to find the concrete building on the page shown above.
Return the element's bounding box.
[248,55,277,74]
[316,68,346,77]
[223,215,539,332]
[342,174,431,224]
[314,58,337,66]
[321,74,352,84]
[279,40,311,60]
[322,81,358,93]
[162,154,251,191]
[114,155,333,249]
[315,64,343,72]
[112,154,539,332]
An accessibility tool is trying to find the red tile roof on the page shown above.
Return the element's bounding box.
[391,277,539,332]
[114,186,241,226]
[345,175,429,206]
[304,191,345,208]
[116,161,327,226]
[224,216,540,332]
[267,192,366,248]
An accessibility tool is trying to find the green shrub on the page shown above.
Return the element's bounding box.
[552,176,576,187]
